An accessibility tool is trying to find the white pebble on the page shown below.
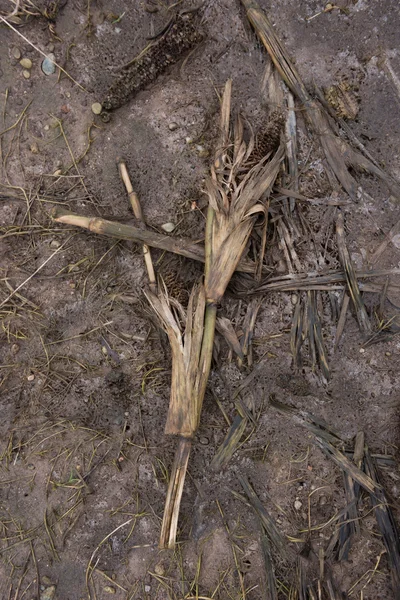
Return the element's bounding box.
[161,222,176,233]
[294,500,302,511]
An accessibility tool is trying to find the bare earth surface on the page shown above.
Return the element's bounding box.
[0,1,400,599]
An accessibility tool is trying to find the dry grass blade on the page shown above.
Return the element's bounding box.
[308,291,330,379]
[336,212,372,336]
[240,297,262,366]
[237,473,288,559]
[260,526,278,600]
[334,292,350,351]
[51,207,260,274]
[364,447,400,599]
[211,413,248,471]
[313,437,378,495]
[253,268,400,293]
[212,363,267,470]
[270,397,342,445]
[216,317,244,360]
[240,0,400,200]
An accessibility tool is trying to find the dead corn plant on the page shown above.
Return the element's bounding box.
[149,80,284,548]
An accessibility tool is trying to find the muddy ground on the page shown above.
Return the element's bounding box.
[0,0,400,598]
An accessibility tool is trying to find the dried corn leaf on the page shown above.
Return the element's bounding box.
[145,282,206,437]
[205,81,284,304]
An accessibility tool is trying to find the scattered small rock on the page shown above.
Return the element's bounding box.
[91,102,102,115]
[50,240,61,249]
[197,147,210,158]
[42,576,53,586]
[154,562,165,576]
[23,70,31,79]
[168,122,178,131]
[40,585,56,600]
[27,374,35,382]
[20,58,32,69]
[53,169,63,176]
[144,585,151,592]
[47,43,55,52]
[11,343,19,355]
[103,586,116,594]
[185,136,194,144]
[13,47,21,59]
[294,499,302,511]
[161,222,176,233]
[30,142,39,154]
[199,436,209,445]
[42,54,56,75]
[291,294,298,305]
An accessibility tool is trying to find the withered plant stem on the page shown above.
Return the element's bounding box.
[51,207,259,274]
[117,159,157,294]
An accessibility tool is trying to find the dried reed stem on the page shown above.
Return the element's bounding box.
[118,159,157,293]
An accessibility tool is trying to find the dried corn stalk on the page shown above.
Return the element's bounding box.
[156,79,284,548]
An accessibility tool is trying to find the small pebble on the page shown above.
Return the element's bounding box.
[23,70,30,79]
[91,102,102,115]
[47,43,55,52]
[13,47,21,59]
[20,58,32,69]
[154,563,165,576]
[40,585,56,600]
[50,240,61,249]
[359,348,365,354]
[161,222,176,233]
[291,294,298,305]
[294,499,302,511]
[198,147,210,158]
[42,576,53,586]
[11,343,20,355]
[30,142,39,154]
[385,351,391,357]
[168,122,178,131]
[144,585,151,592]
[27,374,35,382]
[53,169,63,176]
[185,136,194,144]
[66,91,71,98]
[199,436,209,445]
[44,124,50,131]
[27,463,35,470]
[103,586,116,594]
[41,54,56,75]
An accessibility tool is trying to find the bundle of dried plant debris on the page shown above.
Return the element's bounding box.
[147,80,284,548]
